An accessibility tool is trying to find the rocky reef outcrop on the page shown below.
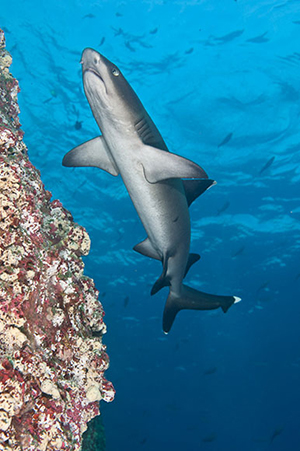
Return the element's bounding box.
[0,29,114,451]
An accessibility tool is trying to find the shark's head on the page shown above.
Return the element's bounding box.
[81,48,143,130]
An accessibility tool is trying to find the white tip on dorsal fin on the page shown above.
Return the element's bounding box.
[140,145,208,184]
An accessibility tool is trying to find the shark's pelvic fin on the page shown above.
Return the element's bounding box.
[140,145,208,183]
[62,136,119,176]
[163,284,241,333]
[183,179,216,207]
[133,237,160,260]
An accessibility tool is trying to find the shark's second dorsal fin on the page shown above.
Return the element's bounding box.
[62,136,119,176]
[140,145,208,183]
[183,179,216,207]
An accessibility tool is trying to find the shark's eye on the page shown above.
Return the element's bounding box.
[112,68,120,77]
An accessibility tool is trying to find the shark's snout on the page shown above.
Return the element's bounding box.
[81,48,101,73]
[82,48,100,62]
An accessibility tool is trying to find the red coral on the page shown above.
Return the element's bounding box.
[0,29,114,450]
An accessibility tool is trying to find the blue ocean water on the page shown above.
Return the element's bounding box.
[1,1,300,449]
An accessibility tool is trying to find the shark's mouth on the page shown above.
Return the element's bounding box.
[84,68,104,83]
[83,68,107,94]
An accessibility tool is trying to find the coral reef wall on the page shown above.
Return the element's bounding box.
[0,29,114,451]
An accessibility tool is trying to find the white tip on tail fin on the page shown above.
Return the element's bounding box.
[233,296,242,304]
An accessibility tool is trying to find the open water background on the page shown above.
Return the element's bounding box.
[1,1,300,449]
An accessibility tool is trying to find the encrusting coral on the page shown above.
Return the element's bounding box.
[0,29,114,451]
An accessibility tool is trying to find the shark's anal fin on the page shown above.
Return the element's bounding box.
[184,253,200,278]
[183,179,216,207]
[151,255,170,295]
[140,145,208,183]
[62,136,119,176]
[149,252,200,295]
[163,285,241,333]
[133,237,160,260]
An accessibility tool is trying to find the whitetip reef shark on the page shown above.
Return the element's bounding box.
[63,48,241,333]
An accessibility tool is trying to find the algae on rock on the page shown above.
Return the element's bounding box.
[0,28,114,451]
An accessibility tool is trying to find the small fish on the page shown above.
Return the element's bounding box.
[256,281,269,295]
[202,433,216,442]
[247,32,269,44]
[99,37,105,47]
[218,132,233,148]
[116,12,123,17]
[83,13,95,19]
[111,27,124,37]
[185,48,194,54]
[74,120,83,130]
[259,156,275,175]
[270,426,284,444]
[232,246,245,258]
[217,201,230,215]
[43,89,58,104]
[125,41,136,52]
[204,367,217,375]
[150,28,158,34]
[214,29,244,44]
[123,296,129,308]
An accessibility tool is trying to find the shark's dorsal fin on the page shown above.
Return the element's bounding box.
[140,145,208,183]
[62,136,119,176]
[133,237,160,260]
[183,179,216,207]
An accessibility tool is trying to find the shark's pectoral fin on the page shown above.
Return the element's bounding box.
[183,179,216,207]
[133,238,160,260]
[62,136,119,176]
[140,145,208,183]
[184,253,201,278]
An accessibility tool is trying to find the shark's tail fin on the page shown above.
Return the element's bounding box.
[163,284,241,334]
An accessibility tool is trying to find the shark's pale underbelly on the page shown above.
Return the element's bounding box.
[122,165,191,259]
